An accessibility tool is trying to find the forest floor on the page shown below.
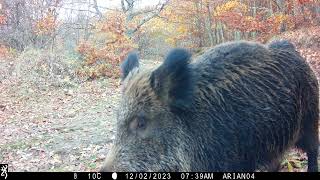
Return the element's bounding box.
[1,27,320,172]
[0,78,120,171]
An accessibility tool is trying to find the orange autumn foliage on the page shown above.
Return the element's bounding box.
[76,11,136,79]
[34,10,58,35]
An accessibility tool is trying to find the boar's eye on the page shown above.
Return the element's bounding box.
[137,116,146,129]
[129,115,146,132]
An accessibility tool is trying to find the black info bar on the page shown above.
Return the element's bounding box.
[0,172,319,180]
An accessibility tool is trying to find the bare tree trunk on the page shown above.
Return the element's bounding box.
[121,0,135,38]
[205,2,215,46]
[92,0,103,20]
[215,21,220,44]
[194,0,203,47]
[220,23,225,42]
[234,31,241,41]
[276,0,287,32]
[251,0,257,39]
[84,0,91,40]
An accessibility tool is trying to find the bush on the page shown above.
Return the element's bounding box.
[12,48,78,89]
[76,11,136,80]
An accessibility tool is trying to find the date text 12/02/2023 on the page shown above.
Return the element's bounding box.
[123,172,255,180]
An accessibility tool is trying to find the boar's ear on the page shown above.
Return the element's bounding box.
[120,51,139,81]
[150,48,194,111]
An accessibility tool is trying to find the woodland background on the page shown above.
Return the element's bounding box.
[0,0,319,171]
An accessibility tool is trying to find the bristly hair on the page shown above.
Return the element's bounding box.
[268,40,296,51]
[150,48,194,111]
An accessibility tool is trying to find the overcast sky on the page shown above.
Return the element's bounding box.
[59,0,164,19]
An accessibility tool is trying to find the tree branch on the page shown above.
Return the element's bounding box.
[121,0,127,12]
[131,8,158,17]
[131,0,169,34]
[271,0,282,11]
[92,0,103,20]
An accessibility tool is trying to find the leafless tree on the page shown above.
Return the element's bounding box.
[121,0,169,38]
[0,0,62,50]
